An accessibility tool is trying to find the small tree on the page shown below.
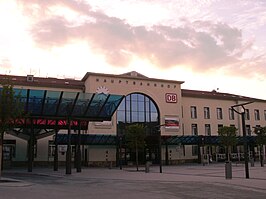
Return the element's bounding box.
[254,126,266,167]
[125,124,146,171]
[0,79,23,177]
[218,126,238,161]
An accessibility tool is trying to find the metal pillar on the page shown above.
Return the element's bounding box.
[66,119,72,175]
[159,131,162,173]
[28,120,34,172]
[241,112,249,179]
[76,121,81,173]
[54,128,59,171]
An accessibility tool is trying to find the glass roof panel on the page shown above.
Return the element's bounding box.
[27,89,45,115]
[72,92,94,116]
[85,93,108,118]
[57,92,77,116]
[99,95,124,118]
[43,90,62,116]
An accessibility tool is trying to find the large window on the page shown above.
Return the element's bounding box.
[205,124,211,136]
[191,124,198,135]
[245,109,250,120]
[229,108,234,120]
[204,107,210,119]
[191,106,197,119]
[254,109,260,120]
[217,108,223,120]
[117,93,159,133]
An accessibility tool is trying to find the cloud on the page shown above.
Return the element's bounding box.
[18,0,266,77]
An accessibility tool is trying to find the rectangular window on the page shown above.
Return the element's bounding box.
[264,110,266,120]
[246,125,251,136]
[245,109,250,120]
[229,108,235,120]
[191,106,197,119]
[218,124,223,131]
[217,108,223,120]
[204,107,210,119]
[205,124,211,136]
[191,124,198,135]
[192,145,198,156]
[254,109,260,120]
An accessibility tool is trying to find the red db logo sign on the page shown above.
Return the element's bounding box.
[165,93,177,103]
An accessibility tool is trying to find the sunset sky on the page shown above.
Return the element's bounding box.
[0,0,266,99]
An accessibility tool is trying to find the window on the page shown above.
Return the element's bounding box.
[218,124,223,131]
[191,106,197,119]
[229,108,235,120]
[246,125,251,136]
[191,124,198,135]
[264,110,266,120]
[204,107,210,119]
[217,108,223,120]
[245,109,250,120]
[254,109,260,120]
[192,145,198,156]
[205,124,211,136]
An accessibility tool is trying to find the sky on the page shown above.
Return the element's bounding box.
[0,0,266,99]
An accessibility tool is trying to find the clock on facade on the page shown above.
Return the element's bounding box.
[96,86,109,94]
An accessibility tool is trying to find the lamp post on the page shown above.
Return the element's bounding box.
[154,124,165,173]
[231,101,253,179]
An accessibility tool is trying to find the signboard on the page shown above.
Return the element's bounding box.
[164,117,179,131]
[165,93,177,103]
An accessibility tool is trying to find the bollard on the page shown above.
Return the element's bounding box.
[145,162,150,173]
[225,161,232,179]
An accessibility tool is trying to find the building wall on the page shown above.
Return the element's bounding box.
[83,72,183,136]
[2,72,266,166]
[182,97,266,136]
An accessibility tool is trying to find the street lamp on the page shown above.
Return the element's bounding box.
[231,101,253,179]
[154,124,166,173]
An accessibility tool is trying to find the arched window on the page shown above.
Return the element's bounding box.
[117,93,159,135]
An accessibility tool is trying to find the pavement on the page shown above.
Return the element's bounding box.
[1,162,266,199]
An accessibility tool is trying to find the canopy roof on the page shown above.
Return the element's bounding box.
[0,88,124,130]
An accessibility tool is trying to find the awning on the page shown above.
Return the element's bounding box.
[1,88,124,130]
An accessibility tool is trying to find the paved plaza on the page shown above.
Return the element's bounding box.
[1,162,266,199]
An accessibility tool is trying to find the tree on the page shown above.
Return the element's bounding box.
[125,124,146,171]
[0,78,23,177]
[218,126,238,161]
[254,126,266,167]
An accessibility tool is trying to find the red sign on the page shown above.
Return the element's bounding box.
[165,93,177,103]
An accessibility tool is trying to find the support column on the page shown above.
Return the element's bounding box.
[53,127,59,171]
[165,143,169,165]
[76,121,82,173]
[28,120,34,172]
[66,119,72,175]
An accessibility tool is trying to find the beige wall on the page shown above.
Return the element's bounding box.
[182,97,266,136]
[84,73,183,136]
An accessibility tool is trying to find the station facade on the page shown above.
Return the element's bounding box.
[2,71,266,167]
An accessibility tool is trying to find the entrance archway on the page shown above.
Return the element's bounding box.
[116,93,160,166]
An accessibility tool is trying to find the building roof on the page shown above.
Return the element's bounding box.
[0,74,84,90]
[181,89,266,102]
[81,71,185,84]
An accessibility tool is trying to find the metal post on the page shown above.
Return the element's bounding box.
[54,128,58,171]
[76,121,81,173]
[28,120,34,172]
[159,129,162,173]
[241,112,249,179]
[119,136,122,170]
[66,119,72,175]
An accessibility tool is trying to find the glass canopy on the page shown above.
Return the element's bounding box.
[0,88,124,130]
[11,88,124,120]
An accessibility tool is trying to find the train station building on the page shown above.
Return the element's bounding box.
[1,71,266,170]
